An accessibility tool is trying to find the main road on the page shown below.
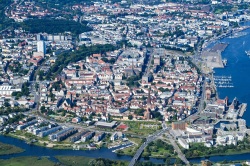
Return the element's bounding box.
[165,132,190,165]
[184,75,206,122]
[128,127,168,166]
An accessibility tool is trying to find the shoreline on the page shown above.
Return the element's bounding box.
[201,25,250,74]
[3,131,250,164]
[200,24,250,98]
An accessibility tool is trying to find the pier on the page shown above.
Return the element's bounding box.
[239,103,247,117]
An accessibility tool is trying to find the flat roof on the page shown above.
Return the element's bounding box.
[95,121,117,127]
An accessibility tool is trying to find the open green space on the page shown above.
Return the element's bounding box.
[128,136,143,145]
[0,142,24,155]
[20,19,91,35]
[0,157,55,166]
[0,0,13,31]
[116,136,143,156]
[56,156,92,165]
[122,121,161,136]
[142,139,175,158]
[117,139,176,159]
[56,156,128,166]
[117,146,137,156]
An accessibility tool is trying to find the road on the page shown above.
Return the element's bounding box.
[128,127,168,166]
[128,58,206,166]
[145,48,153,76]
[184,75,206,122]
[165,132,190,166]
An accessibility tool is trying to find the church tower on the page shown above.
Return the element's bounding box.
[144,87,151,120]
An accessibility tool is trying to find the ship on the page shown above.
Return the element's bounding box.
[245,50,250,56]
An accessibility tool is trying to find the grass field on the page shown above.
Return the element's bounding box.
[56,156,92,165]
[122,121,160,136]
[0,157,55,166]
[0,142,24,155]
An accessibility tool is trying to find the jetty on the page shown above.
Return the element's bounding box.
[239,103,247,117]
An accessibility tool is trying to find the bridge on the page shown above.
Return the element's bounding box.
[128,128,168,166]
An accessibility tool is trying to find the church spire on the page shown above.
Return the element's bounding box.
[144,87,151,120]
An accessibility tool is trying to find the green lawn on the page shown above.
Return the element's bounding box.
[0,157,55,166]
[122,121,161,136]
[0,142,24,155]
[117,146,137,156]
[127,136,142,145]
[142,139,176,158]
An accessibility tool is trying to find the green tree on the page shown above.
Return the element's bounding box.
[40,106,46,113]
[128,115,133,120]
[4,101,10,107]
[174,157,184,165]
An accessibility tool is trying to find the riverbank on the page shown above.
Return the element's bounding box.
[5,128,250,163]
[0,156,55,166]
[5,132,72,150]
[0,142,24,155]
[55,156,128,166]
[0,156,129,166]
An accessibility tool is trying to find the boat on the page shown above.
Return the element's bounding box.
[222,59,227,66]
[245,50,250,56]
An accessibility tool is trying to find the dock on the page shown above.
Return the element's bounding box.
[239,103,247,117]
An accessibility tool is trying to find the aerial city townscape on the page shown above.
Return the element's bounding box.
[1,0,250,165]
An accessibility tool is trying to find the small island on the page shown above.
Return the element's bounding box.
[0,142,24,155]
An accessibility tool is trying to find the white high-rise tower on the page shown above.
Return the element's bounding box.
[37,41,46,55]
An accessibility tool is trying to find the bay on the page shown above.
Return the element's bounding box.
[214,23,250,127]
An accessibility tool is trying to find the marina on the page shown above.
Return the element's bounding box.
[213,75,234,88]
[112,143,133,153]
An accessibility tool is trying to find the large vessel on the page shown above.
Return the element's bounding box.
[245,50,250,56]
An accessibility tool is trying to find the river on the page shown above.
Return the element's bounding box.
[0,135,165,164]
